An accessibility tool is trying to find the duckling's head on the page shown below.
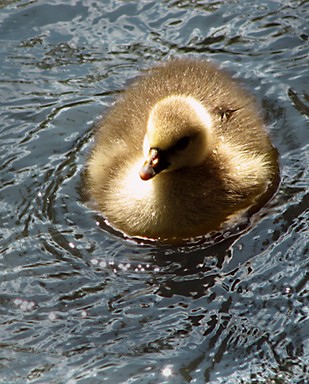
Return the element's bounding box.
[140,95,213,180]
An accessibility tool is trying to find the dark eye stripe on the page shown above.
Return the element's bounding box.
[174,136,191,151]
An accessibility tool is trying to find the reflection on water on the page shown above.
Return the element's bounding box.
[0,0,308,383]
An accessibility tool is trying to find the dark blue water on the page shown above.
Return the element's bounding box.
[0,1,308,383]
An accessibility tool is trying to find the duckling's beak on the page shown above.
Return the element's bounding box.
[139,148,170,181]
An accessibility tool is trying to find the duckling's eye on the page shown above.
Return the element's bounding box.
[174,136,191,151]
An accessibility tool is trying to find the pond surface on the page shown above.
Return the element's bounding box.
[0,0,308,383]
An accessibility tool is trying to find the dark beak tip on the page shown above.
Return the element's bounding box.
[139,165,155,181]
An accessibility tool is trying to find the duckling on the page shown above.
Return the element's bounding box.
[86,58,279,241]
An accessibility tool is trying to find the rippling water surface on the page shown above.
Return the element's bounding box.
[0,1,308,383]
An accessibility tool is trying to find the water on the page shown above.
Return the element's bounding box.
[0,0,308,383]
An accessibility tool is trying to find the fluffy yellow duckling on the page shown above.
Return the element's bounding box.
[86,58,279,241]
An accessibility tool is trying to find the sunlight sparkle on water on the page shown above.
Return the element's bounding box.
[162,366,173,377]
